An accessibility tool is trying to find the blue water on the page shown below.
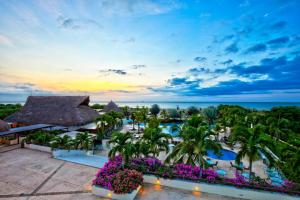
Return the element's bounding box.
[206,149,237,160]
[3,101,300,110]
[161,123,181,137]
[54,152,108,168]
[93,101,300,110]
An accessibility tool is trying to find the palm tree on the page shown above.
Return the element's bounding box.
[141,118,172,157]
[266,115,289,140]
[134,111,144,133]
[229,124,277,180]
[122,106,130,119]
[165,125,221,168]
[139,106,149,125]
[131,111,137,130]
[160,109,168,120]
[75,132,93,151]
[51,135,73,150]
[202,106,218,126]
[108,132,135,163]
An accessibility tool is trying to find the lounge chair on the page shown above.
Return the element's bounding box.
[206,159,218,168]
[216,169,227,176]
[230,161,244,170]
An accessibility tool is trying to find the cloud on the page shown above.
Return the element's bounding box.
[270,21,286,30]
[225,42,239,53]
[132,65,146,69]
[239,0,250,7]
[99,0,181,16]
[0,34,15,47]
[99,69,127,75]
[57,16,101,30]
[151,55,300,96]
[194,56,207,62]
[221,59,233,65]
[267,36,289,49]
[0,82,52,97]
[124,37,135,43]
[245,43,267,54]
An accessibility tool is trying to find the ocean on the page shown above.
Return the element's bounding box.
[1,101,300,110]
[94,102,300,110]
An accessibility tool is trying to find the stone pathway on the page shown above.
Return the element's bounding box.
[0,148,243,200]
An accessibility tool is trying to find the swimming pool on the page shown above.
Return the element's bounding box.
[160,123,181,137]
[206,149,237,160]
[53,150,108,168]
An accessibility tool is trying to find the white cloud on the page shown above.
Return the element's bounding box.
[0,34,15,47]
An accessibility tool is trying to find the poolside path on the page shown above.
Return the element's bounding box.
[0,148,242,200]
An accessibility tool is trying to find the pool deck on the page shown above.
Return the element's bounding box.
[0,148,243,200]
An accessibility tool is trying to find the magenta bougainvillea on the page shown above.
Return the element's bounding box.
[93,156,299,195]
[93,156,143,194]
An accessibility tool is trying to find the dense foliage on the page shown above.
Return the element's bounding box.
[93,155,300,195]
[90,104,105,109]
[0,104,22,119]
[92,156,143,194]
[25,131,94,150]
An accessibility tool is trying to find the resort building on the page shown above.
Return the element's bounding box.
[5,96,99,126]
[101,100,122,113]
[0,120,10,132]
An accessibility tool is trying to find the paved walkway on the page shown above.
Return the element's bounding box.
[0,148,242,200]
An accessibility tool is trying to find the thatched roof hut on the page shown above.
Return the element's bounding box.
[102,100,121,113]
[5,96,99,126]
[0,120,10,132]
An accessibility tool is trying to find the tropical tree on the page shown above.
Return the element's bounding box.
[186,106,199,116]
[150,104,160,117]
[122,106,131,119]
[281,146,300,183]
[131,111,137,130]
[134,111,144,133]
[229,124,277,180]
[51,135,74,150]
[141,118,172,157]
[165,124,221,168]
[75,132,93,150]
[266,115,290,140]
[160,109,168,120]
[168,109,180,119]
[202,106,218,126]
[25,131,54,146]
[108,132,135,163]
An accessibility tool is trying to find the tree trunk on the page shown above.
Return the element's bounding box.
[249,158,253,181]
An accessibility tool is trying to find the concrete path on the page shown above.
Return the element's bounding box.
[0,148,242,200]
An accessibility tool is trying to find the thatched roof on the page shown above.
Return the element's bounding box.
[0,120,10,132]
[5,96,99,126]
[102,100,121,113]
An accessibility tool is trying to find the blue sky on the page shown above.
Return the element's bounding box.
[0,0,300,102]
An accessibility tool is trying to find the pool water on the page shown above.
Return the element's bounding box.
[206,149,237,160]
[53,150,108,168]
[160,123,181,137]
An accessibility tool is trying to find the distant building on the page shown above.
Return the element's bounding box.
[5,96,99,126]
[102,100,122,113]
[0,120,10,132]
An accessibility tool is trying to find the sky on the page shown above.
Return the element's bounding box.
[0,0,300,102]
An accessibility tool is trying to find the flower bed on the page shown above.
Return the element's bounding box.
[126,156,300,196]
[92,156,143,199]
[93,156,300,197]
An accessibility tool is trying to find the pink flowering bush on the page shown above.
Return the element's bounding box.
[92,156,123,191]
[129,157,173,178]
[173,164,201,180]
[202,169,218,182]
[93,156,300,195]
[112,169,143,194]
